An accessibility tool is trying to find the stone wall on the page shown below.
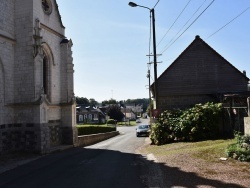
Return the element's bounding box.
[0,122,80,154]
[78,131,120,147]
[244,97,250,135]
[244,117,250,135]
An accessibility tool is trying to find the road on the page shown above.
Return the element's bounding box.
[0,120,165,188]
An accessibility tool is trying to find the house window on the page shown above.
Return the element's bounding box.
[84,114,87,119]
[94,114,98,121]
[88,114,92,120]
[79,115,83,122]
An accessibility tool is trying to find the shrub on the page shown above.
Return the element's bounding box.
[150,102,222,145]
[77,125,116,136]
[150,109,182,145]
[107,119,116,125]
[226,132,250,162]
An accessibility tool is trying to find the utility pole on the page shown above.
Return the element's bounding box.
[129,1,159,109]
[151,8,158,110]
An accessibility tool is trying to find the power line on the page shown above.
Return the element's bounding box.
[160,0,207,53]
[157,0,192,47]
[153,0,160,9]
[206,6,250,40]
[161,0,215,54]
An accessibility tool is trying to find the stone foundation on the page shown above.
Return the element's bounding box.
[0,122,78,154]
[0,123,50,154]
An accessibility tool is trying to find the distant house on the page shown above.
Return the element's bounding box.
[124,103,143,117]
[76,106,106,124]
[151,35,250,111]
[121,108,136,120]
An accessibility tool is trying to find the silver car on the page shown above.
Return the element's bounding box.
[136,125,150,137]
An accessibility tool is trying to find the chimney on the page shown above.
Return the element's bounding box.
[243,70,246,76]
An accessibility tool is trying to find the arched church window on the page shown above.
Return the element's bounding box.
[41,43,54,100]
[43,55,48,95]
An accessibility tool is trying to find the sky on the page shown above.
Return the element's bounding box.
[56,0,250,102]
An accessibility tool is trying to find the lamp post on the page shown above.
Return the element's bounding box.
[128,1,158,109]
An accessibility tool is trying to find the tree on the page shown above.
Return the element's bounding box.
[107,104,124,121]
[89,98,98,107]
[102,99,118,106]
[76,97,89,105]
[146,100,154,115]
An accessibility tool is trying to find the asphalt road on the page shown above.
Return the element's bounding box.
[0,120,164,188]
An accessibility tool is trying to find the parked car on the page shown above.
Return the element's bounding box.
[136,124,150,137]
[136,119,141,123]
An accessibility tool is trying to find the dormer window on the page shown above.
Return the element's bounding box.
[42,0,52,15]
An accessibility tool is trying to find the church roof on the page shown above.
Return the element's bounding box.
[54,0,65,28]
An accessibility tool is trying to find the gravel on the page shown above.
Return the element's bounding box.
[138,138,250,188]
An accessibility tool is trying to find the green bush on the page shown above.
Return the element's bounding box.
[150,102,222,145]
[226,133,250,162]
[106,119,116,125]
[77,125,116,136]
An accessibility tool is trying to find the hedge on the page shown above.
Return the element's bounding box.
[150,102,223,145]
[77,125,116,136]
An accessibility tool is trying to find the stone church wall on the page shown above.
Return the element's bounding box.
[0,0,14,36]
[0,0,78,154]
[0,0,15,125]
[14,1,35,103]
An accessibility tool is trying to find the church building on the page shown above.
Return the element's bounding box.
[0,0,78,154]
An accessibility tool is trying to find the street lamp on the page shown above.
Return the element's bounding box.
[128,1,158,109]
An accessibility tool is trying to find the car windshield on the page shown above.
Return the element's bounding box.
[138,125,149,129]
